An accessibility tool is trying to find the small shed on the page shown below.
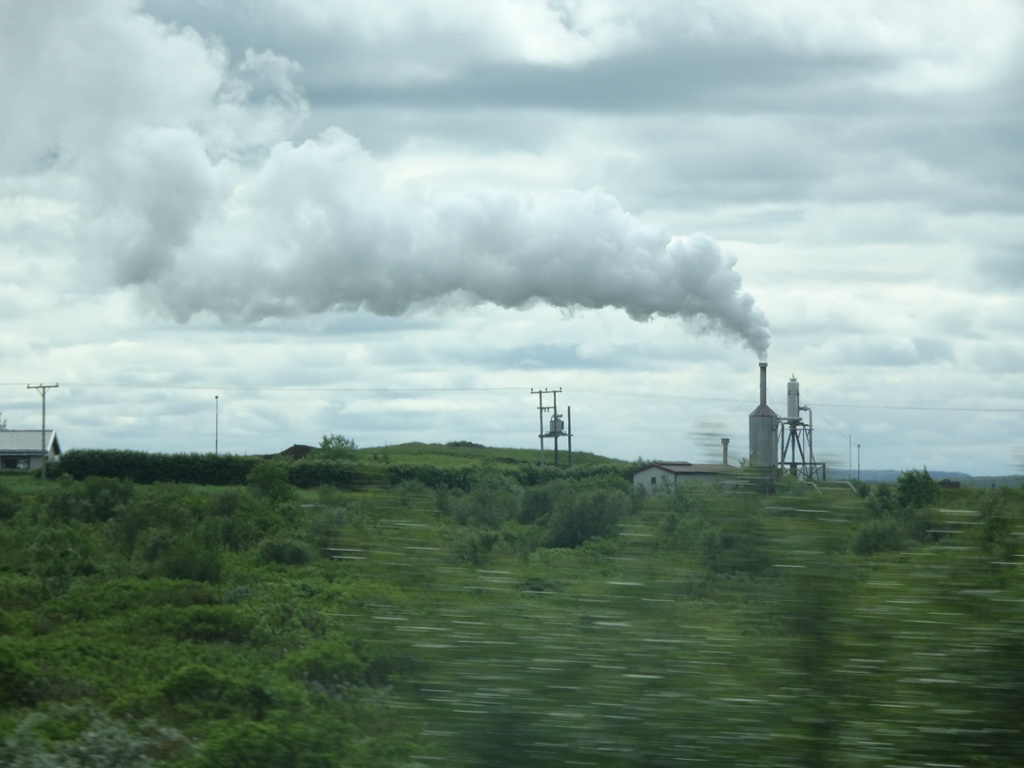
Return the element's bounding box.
[632,461,739,493]
[0,430,62,471]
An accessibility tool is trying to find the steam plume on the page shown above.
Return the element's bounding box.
[147,132,770,356]
[9,5,771,359]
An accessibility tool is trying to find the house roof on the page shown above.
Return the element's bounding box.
[633,461,739,476]
[258,444,317,460]
[278,444,315,460]
[0,430,61,455]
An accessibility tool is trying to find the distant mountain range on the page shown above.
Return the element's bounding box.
[827,468,1023,488]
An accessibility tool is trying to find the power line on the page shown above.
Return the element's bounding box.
[811,401,1024,414]
[2,381,1022,413]
[1,382,523,393]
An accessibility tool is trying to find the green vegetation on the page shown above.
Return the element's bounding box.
[1,457,1022,766]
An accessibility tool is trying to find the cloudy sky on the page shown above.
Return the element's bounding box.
[2,0,1022,476]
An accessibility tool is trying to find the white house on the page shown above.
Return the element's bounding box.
[632,461,739,493]
[0,430,62,471]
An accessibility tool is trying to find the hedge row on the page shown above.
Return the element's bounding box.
[53,450,633,491]
[286,459,389,490]
[54,450,261,486]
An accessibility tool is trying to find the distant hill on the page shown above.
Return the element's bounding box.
[355,441,633,470]
[828,468,1023,489]
[829,469,969,483]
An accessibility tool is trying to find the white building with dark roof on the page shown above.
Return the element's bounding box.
[0,430,62,471]
[632,460,740,494]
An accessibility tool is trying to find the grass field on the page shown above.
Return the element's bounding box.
[354,440,633,470]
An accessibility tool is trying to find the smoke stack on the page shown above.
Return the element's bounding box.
[721,438,730,465]
[749,361,779,470]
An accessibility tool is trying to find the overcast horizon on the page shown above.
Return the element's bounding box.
[2,1,1022,477]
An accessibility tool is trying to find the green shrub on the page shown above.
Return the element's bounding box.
[895,468,940,510]
[198,715,357,768]
[109,483,197,558]
[519,484,556,525]
[699,507,770,575]
[246,460,296,509]
[0,574,48,611]
[447,526,500,566]
[0,482,23,521]
[852,518,907,555]
[284,639,368,693]
[29,523,100,591]
[257,536,316,566]
[0,707,193,768]
[448,466,523,528]
[159,664,270,723]
[131,606,250,643]
[545,487,627,548]
[658,484,715,551]
[0,640,37,705]
[154,539,223,583]
[38,476,134,524]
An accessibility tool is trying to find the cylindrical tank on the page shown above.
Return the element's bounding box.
[749,362,778,469]
[787,376,800,421]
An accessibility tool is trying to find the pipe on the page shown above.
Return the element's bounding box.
[759,362,768,407]
[721,438,730,465]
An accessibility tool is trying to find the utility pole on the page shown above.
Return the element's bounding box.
[215,395,220,455]
[567,406,573,468]
[27,383,58,480]
[532,388,566,465]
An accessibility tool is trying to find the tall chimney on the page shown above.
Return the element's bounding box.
[721,438,730,465]
[749,361,779,470]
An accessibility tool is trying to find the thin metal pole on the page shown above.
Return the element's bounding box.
[27,383,58,480]
[567,406,573,469]
[215,395,219,455]
[552,390,559,467]
[535,390,544,464]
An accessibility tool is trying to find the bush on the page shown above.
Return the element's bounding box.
[198,716,354,768]
[545,487,628,549]
[852,518,907,555]
[0,640,37,706]
[38,476,134,524]
[159,664,269,722]
[1,707,193,768]
[284,639,369,694]
[658,484,715,551]
[109,483,197,558]
[450,467,523,528]
[976,488,1024,579]
[0,482,23,521]
[133,606,250,643]
[895,468,940,510]
[246,460,296,509]
[699,506,770,575]
[257,536,316,566]
[154,539,223,584]
[447,526,500,566]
